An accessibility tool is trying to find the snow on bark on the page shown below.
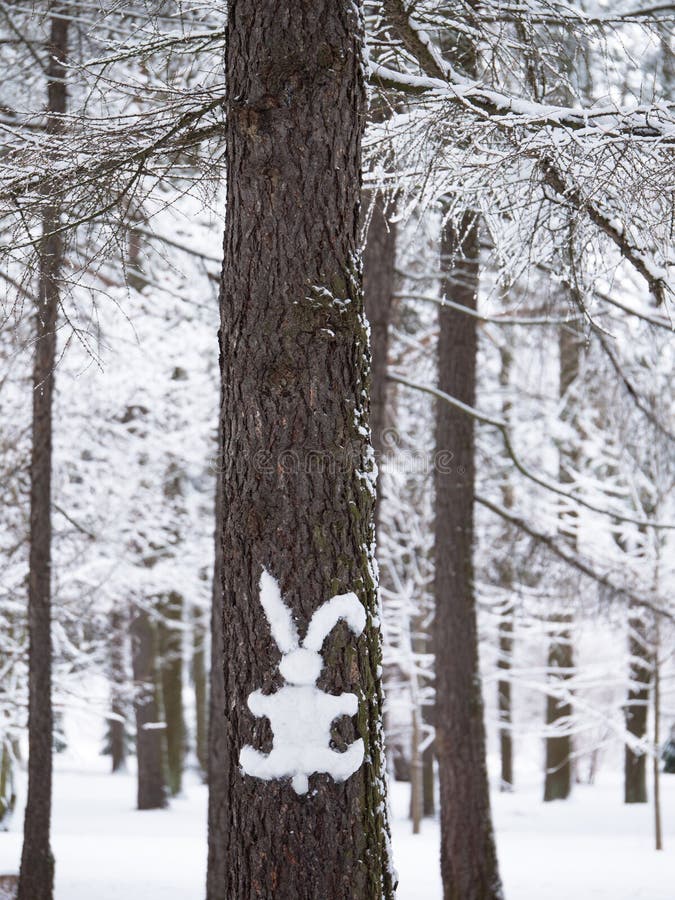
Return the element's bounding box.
[240,570,366,795]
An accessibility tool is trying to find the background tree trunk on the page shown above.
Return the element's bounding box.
[131,607,167,811]
[18,7,69,898]
[624,613,651,803]
[363,190,396,504]
[497,346,515,792]
[157,592,184,796]
[0,742,15,828]
[192,603,208,779]
[434,211,502,900]
[109,604,128,773]
[214,2,394,896]
[544,321,580,802]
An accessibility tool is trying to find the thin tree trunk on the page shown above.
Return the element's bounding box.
[497,346,514,792]
[157,592,184,796]
[653,621,662,851]
[497,612,514,792]
[192,603,208,779]
[544,321,580,802]
[18,8,69,898]
[363,191,396,504]
[131,607,167,811]
[0,741,15,829]
[214,2,394,895]
[410,703,423,835]
[109,604,128,773]
[624,612,651,803]
[435,210,502,900]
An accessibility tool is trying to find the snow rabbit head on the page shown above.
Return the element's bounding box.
[259,569,366,686]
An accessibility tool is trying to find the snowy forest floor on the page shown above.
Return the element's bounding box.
[0,755,673,899]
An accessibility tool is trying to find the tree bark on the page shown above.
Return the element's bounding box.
[157,592,184,796]
[434,211,502,900]
[624,613,651,803]
[131,607,168,811]
[18,7,69,898]
[213,2,394,896]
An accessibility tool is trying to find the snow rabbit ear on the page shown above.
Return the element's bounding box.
[302,592,366,652]
[259,569,299,654]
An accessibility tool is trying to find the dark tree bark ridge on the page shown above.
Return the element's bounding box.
[214,1,394,896]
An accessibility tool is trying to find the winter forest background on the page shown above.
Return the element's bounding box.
[0,2,674,899]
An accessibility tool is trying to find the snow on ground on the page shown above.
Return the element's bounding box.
[0,753,673,898]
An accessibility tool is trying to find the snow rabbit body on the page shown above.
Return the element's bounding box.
[240,569,366,794]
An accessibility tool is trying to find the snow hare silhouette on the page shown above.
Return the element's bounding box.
[240,569,366,794]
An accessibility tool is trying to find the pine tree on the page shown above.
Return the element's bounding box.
[434,210,502,900]
[211,1,394,895]
[18,6,69,898]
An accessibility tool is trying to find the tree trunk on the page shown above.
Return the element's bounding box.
[497,346,515,792]
[544,321,580,802]
[18,8,69,898]
[624,612,651,803]
[109,604,128,773]
[213,2,394,896]
[497,612,514,792]
[653,621,662,851]
[0,741,15,829]
[192,603,208,779]
[410,704,423,835]
[435,211,502,900]
[157,592,184,796]
[131,607,167,811]
[362,191,396,500]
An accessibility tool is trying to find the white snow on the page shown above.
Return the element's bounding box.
[1,758,673,899]
[302,592,366,651]
[258,569,298,654]
[239,571,366,794]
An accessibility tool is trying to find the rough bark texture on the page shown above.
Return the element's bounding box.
[157,592,185,796]
[435,213,502,900]
[624,614,651,803]
[214,2,394,897]
[131,607,168,811]
[544,322,579,803]
[109,605,128,773]
[18,8,68,899]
